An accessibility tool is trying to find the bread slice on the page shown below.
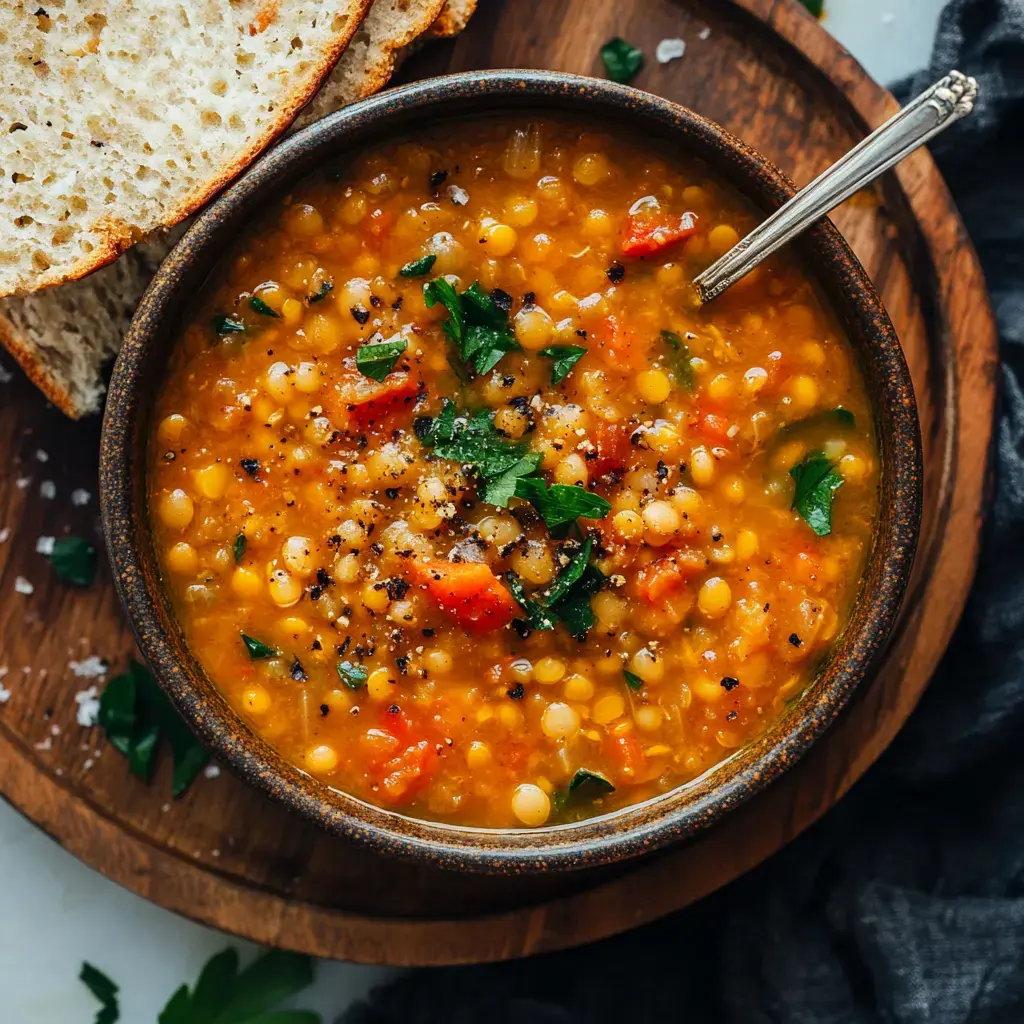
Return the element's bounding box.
[294,0,447,129]
[0,0,372,299]
[0,0,479,418]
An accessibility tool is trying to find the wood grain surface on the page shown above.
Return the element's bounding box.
[0,0,998,964]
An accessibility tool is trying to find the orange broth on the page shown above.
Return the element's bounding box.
[147,118,878,828]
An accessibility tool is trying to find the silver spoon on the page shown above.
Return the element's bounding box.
[693,70,978,304]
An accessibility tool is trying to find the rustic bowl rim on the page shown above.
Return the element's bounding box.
[100,69,923,875]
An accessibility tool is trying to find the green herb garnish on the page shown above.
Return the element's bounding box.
[538,345,587,385]
[479,452,543,507]
[623,669,644,691]
[424,277,521,375]
[212,314,246,335]
[790,451,844,537]
[660,330,695,391]
[156,948,319,1024]
[336,660,368,689]
[543,537,593,606]
[248,296,280,317]
[780,407,856,437]
[600,37,644,83]
[513,477,612,529]
[48,534,97,586]
[568,767,615,796]
[81,963,120,1024]
[308,280,333,303]
[233,533,247,563]
[799,0,824,17]
[241,632,278,659]
[399,254,437,277]
[356,337,408,382]
[506,572,557,632]
[549,562,606,637]
[98,660,209,797]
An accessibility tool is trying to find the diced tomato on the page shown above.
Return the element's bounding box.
[633,552,704,604]
[410,560,520,632]
[605,731,646,780]
[378,740,436,803]
[360,727,402,769]
[597,314,649,371]
[589,420,633,478]
[695,411,731,442]
[621,208,698,258]
[381,703,417,743]
[329,371,421,427]
[365,207,395,248]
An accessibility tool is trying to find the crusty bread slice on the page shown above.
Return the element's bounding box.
[0,0,372,299]
[294,0,447,129]
[0,0,478,418]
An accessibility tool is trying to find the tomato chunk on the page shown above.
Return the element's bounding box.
[605,731,647,780]
[328,371,421,427]
[410,560,519,632]
[633,552,704,604]
[621,206,697,258]
[597,314,650,371]
[589,420,633,478]
[378,740,435,803]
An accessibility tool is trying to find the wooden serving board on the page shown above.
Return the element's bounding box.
[0,0,998,964]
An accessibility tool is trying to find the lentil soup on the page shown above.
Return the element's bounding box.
[148,118,879,829]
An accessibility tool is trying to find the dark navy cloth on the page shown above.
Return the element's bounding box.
[343,3,1024,1019]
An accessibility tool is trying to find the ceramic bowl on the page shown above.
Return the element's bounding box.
[100,70,922,873]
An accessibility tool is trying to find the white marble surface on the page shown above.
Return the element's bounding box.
[0,1,947,1018]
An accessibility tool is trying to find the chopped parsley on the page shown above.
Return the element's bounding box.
[600,37,644,83]
[233,532,247,563]
[307,280,333,303]
[97,659,208,797]
[356,337,407,382]
[47,534,97,586]
[790,451,844,536]
[248,296,280,317]
[80,962,119,1024]
[660,330,695,391]
[568,767,615,795]
[423,277,521,375]
[416,399,611,528]
[623,668,644,691]
[336,660,368,689]
[799,0,824,16]
[241,632,278,659]
[779,407,856,438]
[399,254,437,277]
[538,344,587,385]
[147,947,318,1023]
[211,313,245,335]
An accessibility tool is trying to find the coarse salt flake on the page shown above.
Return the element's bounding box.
[40,480,56,499]
[14,576,33,595]
[69,655,108,679]
[75,686,101,727]
[0,683,10,704]
[36,535,55,555]
[204,764,222,779]
[448,184,470,205]
[70,488,92,507]
[35,449,49,463]
[0,361,12,384]
[699,26,711,40]
[0,528,9,543]
[16,477,30,489]
[656,38,686,64]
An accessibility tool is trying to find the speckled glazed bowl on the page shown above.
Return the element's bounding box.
[100,70,922,874]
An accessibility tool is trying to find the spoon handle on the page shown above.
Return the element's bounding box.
[692,69,978,304]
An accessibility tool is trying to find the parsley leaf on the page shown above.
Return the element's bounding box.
[549,562,606,637]
[399,254,437,277]
[307,280,333,303]
[600,37,644,83]
[780,407,856,437]
[97,660,209,797]
[623,668,644,691]
[568,767,615,796]
[505,572,557,632]
[212,314,246,335]
[336,661,368,689]
[157,947,319,1024]
[790,451,844,536]
[241,632,278,659]
[233,533,247,563]
[799,0,824,16]
[356,337,407,382]
[661,330,694,391]
[480,452,543,508]
[81,963,120,1024]
[248,296,280,317]
[48,534,97,585]
[538,345,586,384]
[427,406,528,478]
[513,477,612,529]
[543,537,593,606]
[424,278,520,375]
